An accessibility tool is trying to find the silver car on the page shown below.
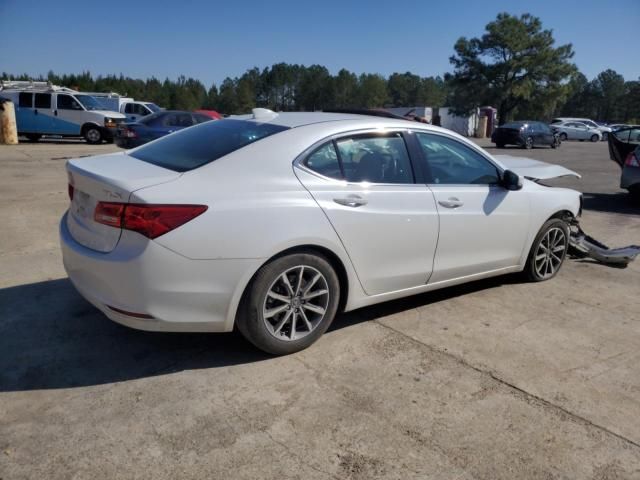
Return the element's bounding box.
[552,121,602,142]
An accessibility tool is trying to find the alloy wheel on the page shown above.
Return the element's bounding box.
[262,265,330,341]
[533,227,567,279]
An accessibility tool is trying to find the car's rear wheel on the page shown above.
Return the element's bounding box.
[590,134,599,142]
[524,218,569,282]
[559,132,568,141]
[524,136,533,149]
[236,252,340,355]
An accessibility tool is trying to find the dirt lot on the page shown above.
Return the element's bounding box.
[1,138,639,479]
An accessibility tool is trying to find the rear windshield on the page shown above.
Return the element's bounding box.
[129,119,289,172]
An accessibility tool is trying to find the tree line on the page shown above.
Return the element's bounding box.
[2,14,638,124]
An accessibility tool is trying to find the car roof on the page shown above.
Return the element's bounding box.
[230,111,428,129]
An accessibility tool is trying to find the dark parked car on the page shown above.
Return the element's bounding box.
[491,121,560,149]
[608,126,640,198]
[115,110,213,148]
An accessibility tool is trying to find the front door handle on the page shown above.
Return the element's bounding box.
[438,197,464,209]
[334,195,367,208]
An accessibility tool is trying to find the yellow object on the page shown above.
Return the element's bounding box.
[0,100,19,145]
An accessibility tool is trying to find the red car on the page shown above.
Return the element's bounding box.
[194,109,222,120]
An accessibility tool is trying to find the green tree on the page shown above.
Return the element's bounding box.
[356,73,388,108]
[448,13,576,124]
[332,69,358,108]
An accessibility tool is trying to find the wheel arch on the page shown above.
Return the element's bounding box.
[80,122,101,134]
[229,243,352,331]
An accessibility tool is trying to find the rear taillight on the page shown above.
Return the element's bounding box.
[94,202,126,228]
[624,152,640,167]
[121,127,138,138]
[94,202,207,239]
[68,184,74,201]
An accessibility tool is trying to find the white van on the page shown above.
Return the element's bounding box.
[88,92,162,122]
[0,81,126,144]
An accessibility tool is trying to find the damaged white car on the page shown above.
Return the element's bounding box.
[61,110,585,354]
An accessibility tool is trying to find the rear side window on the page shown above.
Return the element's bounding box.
[129,119,289,172]
[336,133,414,184]
[19,92,33,108]
[304,142,341,179]
[34,93,51,109]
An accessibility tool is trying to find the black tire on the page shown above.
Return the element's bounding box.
[523,136,533,149]
[496,143,505,149]
[236,252,340,355]
[559,132,568,141]
[524,218,569,282]
[602,132,608,141]
[551,140,557,149]
[25,134,42,142]
[590,134,599,142]
[83,126,103,144]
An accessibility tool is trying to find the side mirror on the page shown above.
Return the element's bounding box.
[501,169,523,191]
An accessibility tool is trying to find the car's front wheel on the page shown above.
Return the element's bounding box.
[524,218,569,282]
[590,134,599,142]
[524,136,534,149]
[83,126,103,144]
[236,252,340,355]
[559,132,568,141]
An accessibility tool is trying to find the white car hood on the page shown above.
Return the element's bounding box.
[495,155,581,180]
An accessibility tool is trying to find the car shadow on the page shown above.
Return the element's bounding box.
[581,192,639,215]
[0,274,518,392]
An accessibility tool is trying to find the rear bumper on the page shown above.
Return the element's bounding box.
[59,212,261,332]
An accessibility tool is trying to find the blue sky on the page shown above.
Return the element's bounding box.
[1,0,638,86]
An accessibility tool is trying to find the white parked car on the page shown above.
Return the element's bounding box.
[552,121,602,142]
[551,117,611,140]
[60,110,582,354]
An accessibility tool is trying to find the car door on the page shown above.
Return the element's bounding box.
[414,131,530,283]
[54,94,84,135]
[294,131,439,295]
[16,92,38,133]
[33,93,55,133]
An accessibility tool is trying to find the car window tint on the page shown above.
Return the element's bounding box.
[335,133,414,184]
[416,132,500,185]
[18,92,33,108]
[57,94,81,110]
[626,129,640,145]
[34,93,51,109]
[193,113,212,124]
[304,142,342,179]
[129,119,289,172]
[124,103,134,114]
[164,113,193,127]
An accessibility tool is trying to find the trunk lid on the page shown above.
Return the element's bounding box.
[66,151,181,252]
[494,155,581,181]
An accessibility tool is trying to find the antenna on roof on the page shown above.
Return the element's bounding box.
[252,108,278,121]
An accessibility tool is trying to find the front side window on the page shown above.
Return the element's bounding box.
[335,133,414,184]
[416,132,500,185]
[134,103,149,115]
[74,95,101,111]
[18,92,33,108]
[129,119,289,172]
[124,103,134,114]
[57,94,82,110]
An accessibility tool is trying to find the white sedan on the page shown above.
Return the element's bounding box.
[552,121,602,142]
[60,110,582,354]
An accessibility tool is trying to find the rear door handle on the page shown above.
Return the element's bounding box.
[334,195,367,208]
[438,197,464,209]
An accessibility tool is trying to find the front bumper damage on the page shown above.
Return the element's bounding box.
[568,219,640,267]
